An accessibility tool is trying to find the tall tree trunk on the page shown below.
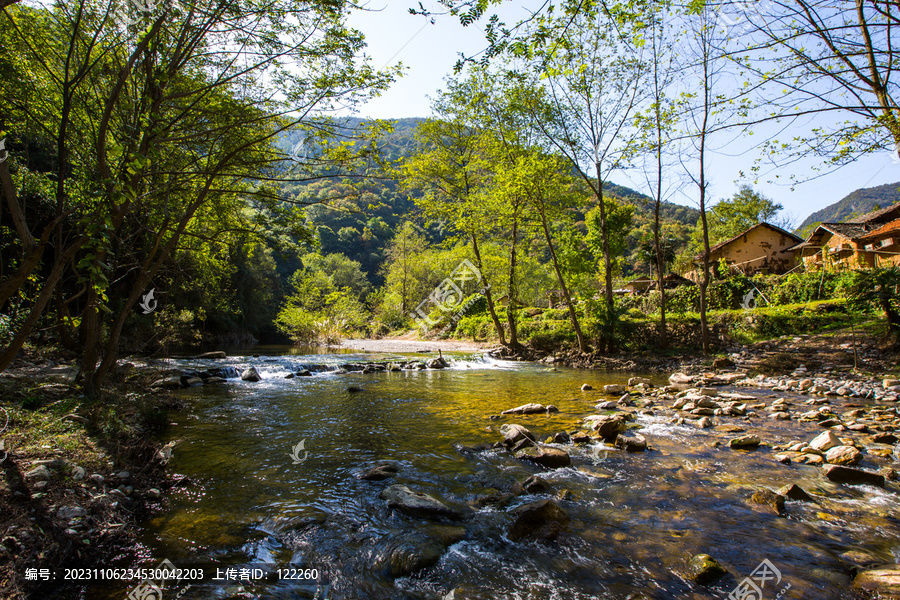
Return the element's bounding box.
[470,234,507,346]
[506,216,520,349]
[0,240,83,371]
[593,166,615,353]
[653,142,667,349]
[539,210,587,352]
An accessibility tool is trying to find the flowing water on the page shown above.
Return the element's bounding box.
[91,347,900,599]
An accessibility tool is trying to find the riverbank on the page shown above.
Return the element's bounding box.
[0,351,180,600]
[3,327,899,598]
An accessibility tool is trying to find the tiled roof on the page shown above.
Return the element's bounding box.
[707,222,802,255]
[819,222,879,240]
[848,201,900,224]
[858,218,900,241]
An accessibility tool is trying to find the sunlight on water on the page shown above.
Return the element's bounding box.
[91,347,893,599]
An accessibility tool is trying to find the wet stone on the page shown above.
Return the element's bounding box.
[507,499,570,542]
[687,554,727,585]
[750,488,786,516]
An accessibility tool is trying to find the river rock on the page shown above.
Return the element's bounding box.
[603,384,626,394]
[750,488,786,516]
[854,565,900,596]
[502,403,547,415]
[205,376,227,384]
[507,499,570,542]
[874,433,898,445]
[374,533,447,578]
[687,554,727,585]
[501,424,536,447]
[56,505,86,520]
[809,430,841,451]
[825,445,863,465]
[150,376,183,389]
[241,367,261,382]
[347,386,363,392]
[518,475,551,494]
[729,435,760,449]
[592,417,627,442]
[197,351,226,359]
[823,465,885,487]
[615,433,647,452]
[25,465,51,481]
[549,431,570,444]
[697,417,713,429]
[777,484,813,502]
[515,446,572,468]
[360,464,399,481]
[581,383,593,391]
[669,373,694,385]
[628,377,653,387]
[426,357,448,369]
[380,485,464,520]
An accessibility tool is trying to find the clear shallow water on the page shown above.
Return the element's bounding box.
[91,348,897,599]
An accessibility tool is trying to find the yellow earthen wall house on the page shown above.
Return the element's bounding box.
[687,223,801,281]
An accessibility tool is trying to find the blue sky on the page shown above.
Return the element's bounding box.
[346,2,900,227]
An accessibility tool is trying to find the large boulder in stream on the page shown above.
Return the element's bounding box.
[500,424,536,447]
[359,464,399,481]
[373,533,449,578]
[380,485,465,520]
[507,499,570,542]
[241,367,261,382]
[854,565,900,597]
[502,403,549,415]
[687,554,728,585]
[514,446,571,469]
[823,464,885,487]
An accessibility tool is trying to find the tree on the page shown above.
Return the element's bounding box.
[631,2,681,347]
[0,0,395,396]
[382,222,429,314]
[729,0,900,172]
[400,116,508,345]
[585,197,635,282]
[514,8,647,352]
[682,4,728,355]
[701,185,785,245]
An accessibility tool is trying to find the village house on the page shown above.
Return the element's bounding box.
[790,201,900,270]
[686,222,802,281]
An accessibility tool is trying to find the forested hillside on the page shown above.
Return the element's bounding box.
[797,181,900,235]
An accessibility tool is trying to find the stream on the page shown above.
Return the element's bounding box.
[90,346,899,599]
